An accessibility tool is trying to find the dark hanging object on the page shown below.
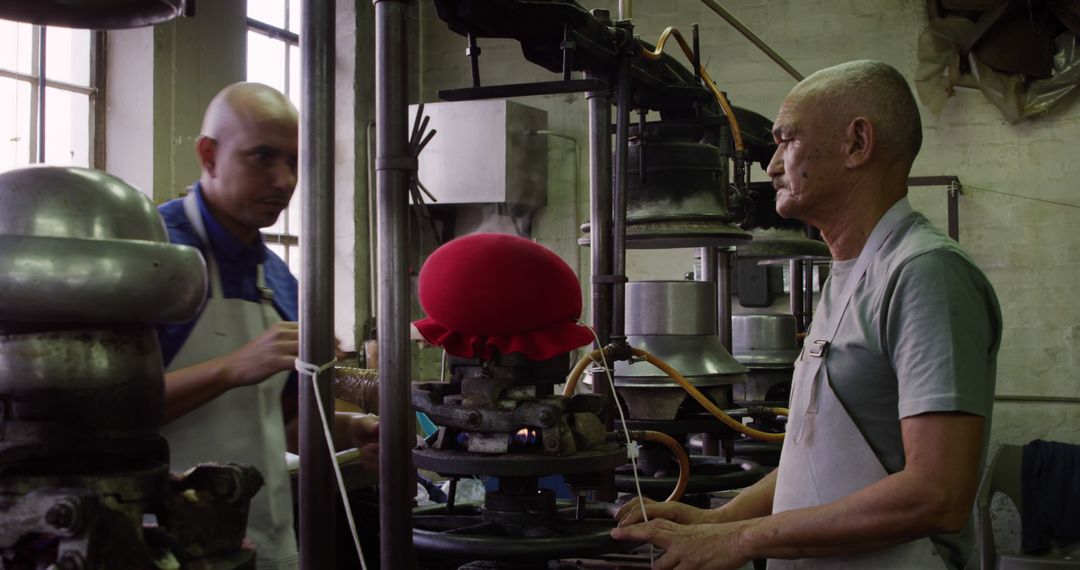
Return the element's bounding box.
[0,0,191,30]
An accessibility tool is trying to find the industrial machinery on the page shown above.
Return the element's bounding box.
[0,167,262,569]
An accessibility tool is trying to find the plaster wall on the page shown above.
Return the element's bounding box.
[418,0,1080,453]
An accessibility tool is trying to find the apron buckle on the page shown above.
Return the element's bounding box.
[807,339,829,358]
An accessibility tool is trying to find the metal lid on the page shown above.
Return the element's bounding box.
[0,166,206,324]
[736,227,830,260]
[732,313,800,368]
[610,335,747,387]
[625,280,716,336]
[0,0,187,29]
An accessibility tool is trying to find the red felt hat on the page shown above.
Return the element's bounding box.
[413,233,594,361]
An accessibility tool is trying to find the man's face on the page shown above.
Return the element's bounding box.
[208,113,299,233]
[765,91,845,223]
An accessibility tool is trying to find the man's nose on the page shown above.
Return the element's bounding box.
[765,147,783,179]
[273,159,298,190]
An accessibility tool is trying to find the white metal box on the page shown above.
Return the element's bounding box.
[408,100,548,207]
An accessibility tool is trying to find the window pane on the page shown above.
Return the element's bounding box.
[43,88,90,167]
[287,192,301,235]
[288,44,300,109]
[45,26,91,86]
[248,0,285,28]
[287,0,302,33]
[0,77,32,171]
[246,32,286,93]
[0,19,34,75]
[286,244,300,277]
[267,243,287,261]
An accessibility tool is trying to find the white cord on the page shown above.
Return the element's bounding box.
[440,349,447,383]
[577,323,656,567]
[295,357,369,570]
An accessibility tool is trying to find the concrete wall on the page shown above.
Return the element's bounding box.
[107,1,246,202]
[417,0,1080,453]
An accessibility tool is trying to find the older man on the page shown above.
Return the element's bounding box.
[156,82,377,570]
[612,60,1001,569]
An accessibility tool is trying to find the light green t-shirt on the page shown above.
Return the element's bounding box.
[812,207,1002,569]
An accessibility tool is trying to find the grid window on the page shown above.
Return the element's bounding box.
[0,18,99,173]
[247,0,301,277]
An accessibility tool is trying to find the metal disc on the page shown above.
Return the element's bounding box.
[615,456,767,496]
[412,444,626,477]
[413,501,637,561]
[579,219,752,249]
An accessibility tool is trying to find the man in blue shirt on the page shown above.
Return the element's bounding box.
[156,82,377,570]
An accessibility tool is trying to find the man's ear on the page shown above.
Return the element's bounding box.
[843,117,874,169]
[195,135,218,176]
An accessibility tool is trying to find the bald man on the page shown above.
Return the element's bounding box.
[612,61,1001,569]
[156,83,376,570]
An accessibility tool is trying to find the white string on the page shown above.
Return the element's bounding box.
[294,357,369,570]
[576,323,657,568]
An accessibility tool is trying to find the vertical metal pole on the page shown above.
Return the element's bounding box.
[611,50,631,344]
[586,72,612,350]
[789,259,803,334]
[699,246,718,335]
[717,249,733,352]
[375,1,414,567]
[36,26,46,163]
[947,184,960,242]
[802,260,814,331]
[298,0,336,567]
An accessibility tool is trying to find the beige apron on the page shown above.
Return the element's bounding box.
[161,193,298,570]
[769,200,947,569]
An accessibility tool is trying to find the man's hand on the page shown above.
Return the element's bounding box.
[615,497,724,527]
[222,321,299,387]
[335,412,379,472]
[611,519,753,570]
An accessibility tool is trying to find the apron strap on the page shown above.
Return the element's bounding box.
[798,197,915,444]
[183,191,226,300]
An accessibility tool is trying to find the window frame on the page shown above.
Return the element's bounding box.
[246,7,301,273]
[0,22,105,169]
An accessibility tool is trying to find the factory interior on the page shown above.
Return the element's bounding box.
[1,1,1079,569]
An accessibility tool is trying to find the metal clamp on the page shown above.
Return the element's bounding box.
[375,156,418,172]
[807,339,829,358]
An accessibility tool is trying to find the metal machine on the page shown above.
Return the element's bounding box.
[0,167,262,569]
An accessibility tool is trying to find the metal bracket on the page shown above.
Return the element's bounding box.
[375,156,418,172]
[907,175,963,242]
[439,78,607,102]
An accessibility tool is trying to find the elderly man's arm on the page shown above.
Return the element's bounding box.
[613,411,983,569]
[615,469,777,527]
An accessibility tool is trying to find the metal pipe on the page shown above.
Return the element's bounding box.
[789,259,803,334]
[374,1,414,567]
[699,246,718,337]
[717,249,732,352]
[36,25,46,163]
[298,0,335,566]
[802,260,814,331]
[611,51,631,344]
[618,0,631,20]
[585,69,615,503]
[697,0,804,81]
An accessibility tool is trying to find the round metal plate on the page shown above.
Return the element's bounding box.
[618,415,733,435]
[412,444,627,477]
[615,456,767,496]
[580,219,752,249]
[413,501,636,561]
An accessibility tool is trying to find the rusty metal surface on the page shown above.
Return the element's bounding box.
[333,367,380,413]
[412,443,627,477]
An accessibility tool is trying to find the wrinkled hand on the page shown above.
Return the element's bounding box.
[343,413,379,472]
[611,519,752,570]
[223,322,298,387]
[615,497,720,527]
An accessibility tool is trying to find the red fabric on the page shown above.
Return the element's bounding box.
[414,233,593,361]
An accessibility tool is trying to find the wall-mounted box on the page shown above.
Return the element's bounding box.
[408,100,548,207]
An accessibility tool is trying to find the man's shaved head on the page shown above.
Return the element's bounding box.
[201,82,298,142]
[195,82,299,243]
[791,60,922,167]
